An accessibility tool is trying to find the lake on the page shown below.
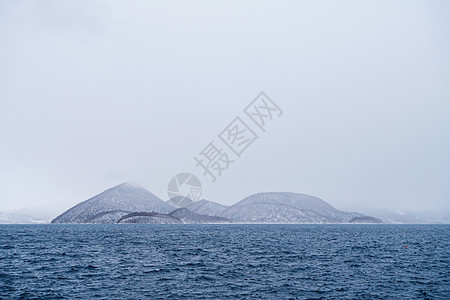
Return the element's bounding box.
[1,224,448,299]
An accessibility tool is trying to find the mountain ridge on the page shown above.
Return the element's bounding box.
[51,182,382,224]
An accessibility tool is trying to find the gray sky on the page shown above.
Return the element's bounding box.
[1,0,449,215]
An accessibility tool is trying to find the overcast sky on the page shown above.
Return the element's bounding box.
[1,0,449,215]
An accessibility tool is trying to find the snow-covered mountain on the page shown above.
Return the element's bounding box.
[117,212,182,224]
[219,192,370,223]
[188,199,229,217]
[357,208,449,224]
[349,216,383,224]
[166,196,194,208]
[0,212,48,224]
[169,208,230,224]
[51,183,381,224]
[52,182,173,224]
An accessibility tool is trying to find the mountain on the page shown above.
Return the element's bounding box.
[169,208,230,223]
[220,192,365,223]
[166,196,194,208]
[0,212,48,224]
[52,182,173,224]
[349,216,383,224]
[188,199,229,217]
[358,208,450,224]
[117,212,182,224]
[51,183,381,224]
[3,206,65,223]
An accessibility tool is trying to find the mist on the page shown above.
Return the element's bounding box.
[1,0,449,216]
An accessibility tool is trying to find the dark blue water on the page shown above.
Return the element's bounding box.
[0,225,448,299]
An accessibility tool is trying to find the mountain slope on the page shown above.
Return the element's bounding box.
[169,208,230,223]
[52,182,173,224]
[166,196,194,208]
[188,199,229,217]
[349,216,383,224]
[117,212,182,224]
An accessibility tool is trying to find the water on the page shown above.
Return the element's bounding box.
[0,224,448,299]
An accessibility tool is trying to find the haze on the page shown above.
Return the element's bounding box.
[1,0,449,216]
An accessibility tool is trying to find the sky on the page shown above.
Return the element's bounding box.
[1,0,449,216]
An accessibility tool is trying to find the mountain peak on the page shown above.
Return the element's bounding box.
[114,181,145,189]
[52,183,172,224]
